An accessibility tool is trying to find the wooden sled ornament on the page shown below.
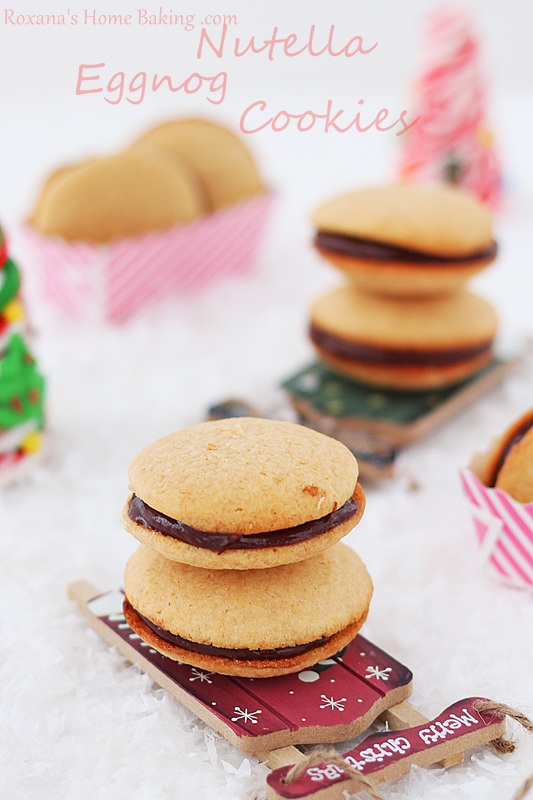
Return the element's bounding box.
[69,581,507,795]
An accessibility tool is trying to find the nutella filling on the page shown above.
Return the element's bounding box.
[488,417,533,487]
[315,232,498,265]
[124,598,331,660]
[310,324,493,367]
[128,492,361,554]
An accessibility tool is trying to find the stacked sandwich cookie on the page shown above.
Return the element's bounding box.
[310,183,499,391]
[121,417,372,678]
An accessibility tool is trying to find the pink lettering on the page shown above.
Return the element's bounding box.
[76,63,105,95]
[240,101,272,134]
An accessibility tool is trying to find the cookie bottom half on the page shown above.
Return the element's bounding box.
[314,345,494,391]
[123,598,369,678]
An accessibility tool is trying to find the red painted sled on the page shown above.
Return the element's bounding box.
[69,581,507,798]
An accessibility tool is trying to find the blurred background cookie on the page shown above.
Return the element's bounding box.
[480,408,533,502]
[312,183,497,297]
[30,151,206,242]
[309,286,498,390]
[131,118,264,211]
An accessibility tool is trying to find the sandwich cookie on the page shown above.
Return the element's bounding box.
[310,286,498,391]
[481,408,533,502]
[131,118,264,211]
[122,417,365,569]
[31,151,206,243]
[123,543,373,678]
[312,183,497,297]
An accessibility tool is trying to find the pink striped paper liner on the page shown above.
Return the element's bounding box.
[460,468,533,589]
[23,193,274,324]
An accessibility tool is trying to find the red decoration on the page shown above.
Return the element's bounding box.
[397,6,503,209]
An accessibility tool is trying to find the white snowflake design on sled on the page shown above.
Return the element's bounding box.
[188,668,214,683]
[231,707,263,724]
[319,695,347,712]
[365,665,392,681]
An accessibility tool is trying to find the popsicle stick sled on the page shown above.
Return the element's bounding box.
[69,582,414,753]
[69,581,506,795]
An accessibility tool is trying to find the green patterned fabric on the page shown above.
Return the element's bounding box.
[282,361,501,426]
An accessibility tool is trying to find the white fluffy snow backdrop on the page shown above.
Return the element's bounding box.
[2,58,533,800]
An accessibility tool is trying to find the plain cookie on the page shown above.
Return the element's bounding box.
[31,151,206,242]
[131,118,264,210]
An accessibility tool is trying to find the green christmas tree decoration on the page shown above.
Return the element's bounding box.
[0,333,45,432]
[0,226,47,471]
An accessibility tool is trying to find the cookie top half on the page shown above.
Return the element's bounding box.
[127,417,359,535]
[312,183,494,258]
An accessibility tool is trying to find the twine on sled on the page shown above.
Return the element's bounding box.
[281,748,385,799]
[474,701,533,754]
[281,702,533,799]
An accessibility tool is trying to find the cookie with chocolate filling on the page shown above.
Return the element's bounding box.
[131,118,264,211]
[309,286,497,391]
[122,417,365,569]
[312,183,497,297]
[123,543,373,678]
[480,408,533,502]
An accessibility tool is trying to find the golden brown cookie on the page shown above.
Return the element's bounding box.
[28,162,81,228]
[312,183,497,297]
[480,408,533,502]
[122,417,365,569]
[30,151,206,242]
[309,286,498,391]
[123,543,373,678]
[131,118,264,210]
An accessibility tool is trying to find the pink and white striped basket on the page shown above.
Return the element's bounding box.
[460,468,533,590]
[23,193,274,324]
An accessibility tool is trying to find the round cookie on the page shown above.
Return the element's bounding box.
[312,183,497,297]
[122,417,365,569]
[31,151,206,242]
[29,161,84,229]
[123,543,373,678]
[481,408,533,502]
[309,286,498,391]
[131,118,264,210]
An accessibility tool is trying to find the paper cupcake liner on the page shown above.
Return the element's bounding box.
[460,468,533,589]
[23,193,274,324]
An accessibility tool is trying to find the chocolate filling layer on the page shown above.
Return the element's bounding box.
[128,492,361,554]
[315,232,498,264]
[488,417,533,487]
[124,598,331,660]
[310,324,492,367]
